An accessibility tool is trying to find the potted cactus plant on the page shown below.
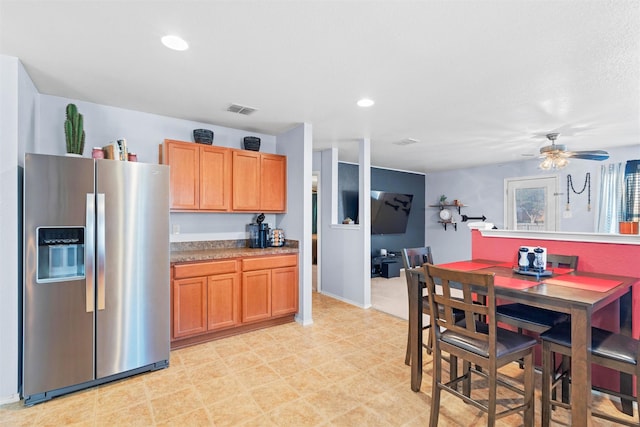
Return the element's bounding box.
[64,103,85,155]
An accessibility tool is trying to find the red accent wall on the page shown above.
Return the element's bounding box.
[471,230,640,390]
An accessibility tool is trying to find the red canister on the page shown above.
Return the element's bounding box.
[92,147,104,159]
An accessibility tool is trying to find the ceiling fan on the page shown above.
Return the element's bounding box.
[538,133,609,170]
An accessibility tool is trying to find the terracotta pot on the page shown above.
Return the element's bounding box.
[619,221,639,234]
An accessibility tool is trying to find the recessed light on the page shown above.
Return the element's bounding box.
[357,98,375,107]
[394,138,420,146]
[161,35,189,51]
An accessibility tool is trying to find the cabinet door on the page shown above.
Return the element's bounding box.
[242,270,271,323]
[260,154,287,212]
[173,276,207,338]
[232,150,261,211]
[165,140,199,210]
[271,266,298,317]
[200,146,231,211]
[207,272,240,331]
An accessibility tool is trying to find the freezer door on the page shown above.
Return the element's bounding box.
[23,154,96,397]
[95,160,170,378]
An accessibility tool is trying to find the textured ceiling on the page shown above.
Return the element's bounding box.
[1,0,638,172]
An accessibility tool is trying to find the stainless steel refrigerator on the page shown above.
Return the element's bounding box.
[22,153,170,405]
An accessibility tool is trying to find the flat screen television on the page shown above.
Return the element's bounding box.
[371,191,413,234]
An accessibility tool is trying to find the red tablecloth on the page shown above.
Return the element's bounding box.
[436,261,497,271]
[494,276,538,290]
[543,275,622,293]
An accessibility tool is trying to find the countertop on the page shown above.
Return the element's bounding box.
[171,245,298,264]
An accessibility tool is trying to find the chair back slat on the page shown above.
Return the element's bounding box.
[401,247,434,270]
[424,264,496,349]
[547,254,578,269]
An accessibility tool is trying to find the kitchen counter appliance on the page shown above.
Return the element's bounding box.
[22,153,170,405]
[248,213,270,248]
[248,223,270,248]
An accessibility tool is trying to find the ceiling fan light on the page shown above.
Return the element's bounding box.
[555,157,569,168]
[540,157,552,170]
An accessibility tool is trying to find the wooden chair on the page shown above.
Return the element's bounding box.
[401,247,433,365]
[541,321,640,427]
[423,263,536,427]
[401,247,464,366]
[495,254,577,335]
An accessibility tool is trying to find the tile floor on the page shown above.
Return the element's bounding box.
[0,292,635,426]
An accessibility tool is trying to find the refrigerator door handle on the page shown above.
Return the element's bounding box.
[97,193,106,310]
[85,194,95,312]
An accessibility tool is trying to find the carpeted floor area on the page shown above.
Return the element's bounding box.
[370,270,410,320]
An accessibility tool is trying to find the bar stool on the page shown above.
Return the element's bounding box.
[401,247,434,365]
[423,263,536,427]
[401,247,464,366]
[540,321,640,427]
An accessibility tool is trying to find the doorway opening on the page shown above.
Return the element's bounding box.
[312,171,320,292]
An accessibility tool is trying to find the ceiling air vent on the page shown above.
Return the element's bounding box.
[393,138,420,146]
[226,103,258,115]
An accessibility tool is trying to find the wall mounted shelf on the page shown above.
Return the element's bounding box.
[429,203,466,215]
[430,202,465,230]
[438,221,457,231]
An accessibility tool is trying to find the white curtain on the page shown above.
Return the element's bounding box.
[596,163,626,233]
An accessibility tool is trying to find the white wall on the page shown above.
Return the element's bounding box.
[0,55,38,403]
[426,144,640,263]
[37,94,281,242]
[276,123,313,325]
[318,141,371,308]
[37,95,277,160]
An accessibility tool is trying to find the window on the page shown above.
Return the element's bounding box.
[625,160,640,221]
[505,176,558,231]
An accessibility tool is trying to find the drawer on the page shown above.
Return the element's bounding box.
[174,259,238,279]
[242,254,297,271]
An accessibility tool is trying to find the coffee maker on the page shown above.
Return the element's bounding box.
[248,213,270,248]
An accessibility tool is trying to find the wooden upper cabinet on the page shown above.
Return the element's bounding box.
[261,154,287,212]
[232,150,287,212]
[163,139,286,212]
[232,150,261,211]
[164,140,199,210]
[200,146,231,211]
[162,139,231,211]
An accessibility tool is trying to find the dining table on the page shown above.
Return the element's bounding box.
[408,259,639,427]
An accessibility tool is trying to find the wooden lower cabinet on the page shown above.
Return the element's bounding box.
[171,254,298,348]
[172,259,239,341]
[207,273,241,330]
[271,266,298,316]
[242,269,272,323]
[173,276,207,339]
[242,254,298,323]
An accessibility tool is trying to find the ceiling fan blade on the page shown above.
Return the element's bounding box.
[566,150,610,161]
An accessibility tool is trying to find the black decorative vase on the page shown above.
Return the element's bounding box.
[243,136,261,151]
[193,129,214,145]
